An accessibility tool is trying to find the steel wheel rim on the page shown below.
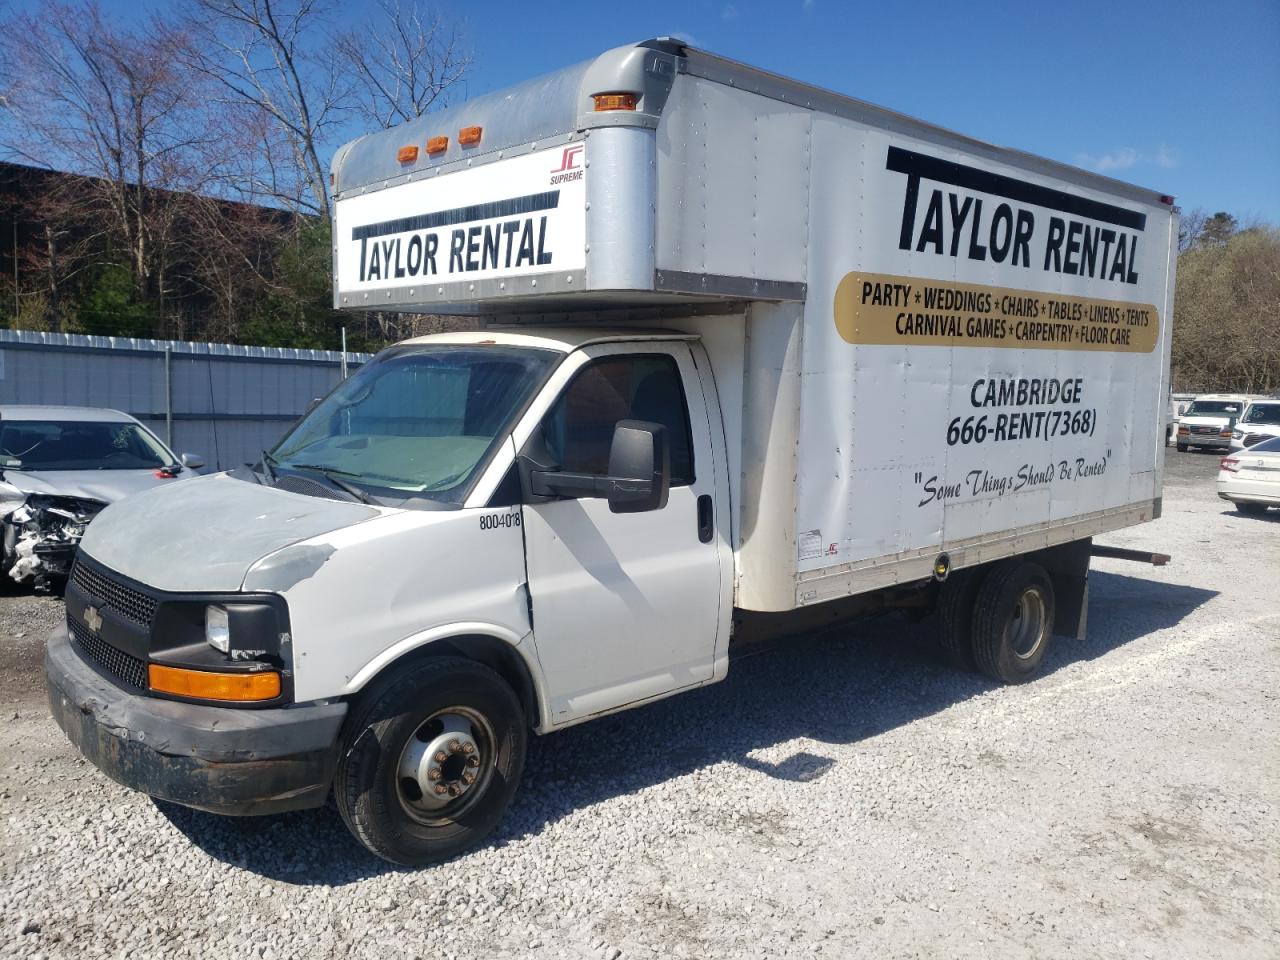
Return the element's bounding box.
[1008,587,1047,659]
[395,706,495,826]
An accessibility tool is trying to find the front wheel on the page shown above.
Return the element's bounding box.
[334,656,526,866]
[971,560,1056,684]
[1175,442,1188,452]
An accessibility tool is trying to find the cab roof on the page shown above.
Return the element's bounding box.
[398,327,697,353]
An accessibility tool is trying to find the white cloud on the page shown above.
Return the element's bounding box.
[803,0,816,9]
[722,3,739,20]
[1075,145,1178,173]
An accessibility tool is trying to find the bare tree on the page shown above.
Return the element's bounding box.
[0,2,213,323]
[336,0,471,129]
[179,0,348,217]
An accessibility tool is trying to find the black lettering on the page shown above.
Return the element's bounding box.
[502,220,521,268]
[1043,217,1066,271]
[1063,220,1083,275]
[1079,225,1099,277]
[516,219,536,267]
[406,235,423,275]
[449,229,465,272]
[424,233,438,275]
[465,226,482,271]
[989,203,1013,263]
[1126,233,1139,284]
[1109,232,1128,282]
[967,198,987,260]
[1012,209,1034,267]
[898,173,921,250]
[358,236,368,282]
[915,190,944,254]
[392,238,405,278]
[367,239,381,281]
[536,215,552,265]
[948,194,973,257]
[482,224,500,270]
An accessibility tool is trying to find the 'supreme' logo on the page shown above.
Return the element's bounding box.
[550,145,584,185]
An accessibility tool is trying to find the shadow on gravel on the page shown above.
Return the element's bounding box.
[159,571,1215,885]
[1220,508,1280,524]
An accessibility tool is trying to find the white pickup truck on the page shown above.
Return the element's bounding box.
[48,39,1177,865]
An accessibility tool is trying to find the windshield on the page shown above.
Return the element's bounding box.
[1185,401,1241,417]
[0,419,172,471]
[1242,403,1280,425]
[271,345,558,503]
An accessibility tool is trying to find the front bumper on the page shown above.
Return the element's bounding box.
[1178,433,1231,449]
[46,623,347,815]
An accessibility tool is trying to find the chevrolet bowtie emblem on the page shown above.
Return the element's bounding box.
[83,605,103,635]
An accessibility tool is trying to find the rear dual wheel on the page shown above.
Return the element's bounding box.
[939,559,1056,684]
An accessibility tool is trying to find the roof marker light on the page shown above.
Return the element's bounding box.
[592,92,638,112]
[459,126,483,146]
[426,136,449,155]
[397,145,419,164]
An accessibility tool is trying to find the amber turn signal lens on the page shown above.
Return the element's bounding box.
[148,664,282,702]
[397,145,419,164]
[592,92,638,112]
[458,125,482,146]
[426,135,449,155]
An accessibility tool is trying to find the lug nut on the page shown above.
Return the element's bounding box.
[448,785,460,797]
[434,784,447,795]
[467,755,480,767]
[462,771,476,784]
[462,743,475,754]
[434,751,447,763]
[448,739,461,753]
[427,768,441,781]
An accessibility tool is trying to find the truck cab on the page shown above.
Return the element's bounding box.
[47,327,734,864]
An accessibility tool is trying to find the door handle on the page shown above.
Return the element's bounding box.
[697,494,714,543]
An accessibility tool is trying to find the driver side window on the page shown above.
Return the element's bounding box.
[542,354,695,485]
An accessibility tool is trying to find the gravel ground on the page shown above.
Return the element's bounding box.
[1,449,1276,960]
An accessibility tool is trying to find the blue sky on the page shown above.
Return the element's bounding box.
[76,0,1280,223]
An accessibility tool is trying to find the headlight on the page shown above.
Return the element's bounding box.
[205,605,231,653]
[1233,430,1243,439]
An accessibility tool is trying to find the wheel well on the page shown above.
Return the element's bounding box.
[356,635,541,729]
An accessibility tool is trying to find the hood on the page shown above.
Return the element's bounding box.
[1179,416,1233,426]
[0,467,191,504]
[78,472,383,593]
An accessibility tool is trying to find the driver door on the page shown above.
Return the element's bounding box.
[521,342,725,725]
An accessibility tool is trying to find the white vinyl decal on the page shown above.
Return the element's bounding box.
[335,144,586,295]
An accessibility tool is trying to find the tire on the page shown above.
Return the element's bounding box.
[1236,502,1269,516]
[1175,442,1187,452]
[971,560,1055,685]
[334,655,526,867]
[936,568,982,670]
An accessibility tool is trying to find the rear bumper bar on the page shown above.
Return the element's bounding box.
[46,623,347,815]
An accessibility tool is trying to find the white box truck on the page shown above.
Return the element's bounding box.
[48,39,1177,865]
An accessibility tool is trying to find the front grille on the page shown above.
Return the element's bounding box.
[1193,426,1218,434]
[1244,433,1273,447]
[69,618,148,690]
[71,561,158,627]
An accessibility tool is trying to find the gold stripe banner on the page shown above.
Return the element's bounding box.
[834,271,1160,353]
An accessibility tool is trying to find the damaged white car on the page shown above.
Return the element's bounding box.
[1,406,203,590]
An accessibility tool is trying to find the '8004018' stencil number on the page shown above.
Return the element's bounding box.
[479,512,521,530]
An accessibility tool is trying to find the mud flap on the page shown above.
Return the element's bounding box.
[1032,538,1091,642]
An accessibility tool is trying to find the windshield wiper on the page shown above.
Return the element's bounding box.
[289,463,373,504]
[259,449,278,486]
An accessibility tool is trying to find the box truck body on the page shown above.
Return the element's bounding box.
[48,40,1177,865]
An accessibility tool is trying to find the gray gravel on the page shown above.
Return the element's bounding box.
[1,449,1276,959]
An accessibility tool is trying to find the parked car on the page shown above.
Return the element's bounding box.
[1229,399,1280,451]
[0,405,203,589]
[1218,435,1280,515]
[1174,394,1259,452]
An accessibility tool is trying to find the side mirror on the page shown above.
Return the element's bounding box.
[604,420,670,513]
[529,420,671,514]
[179,452,205,471]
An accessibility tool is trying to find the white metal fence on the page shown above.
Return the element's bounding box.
[0,330,371,471]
